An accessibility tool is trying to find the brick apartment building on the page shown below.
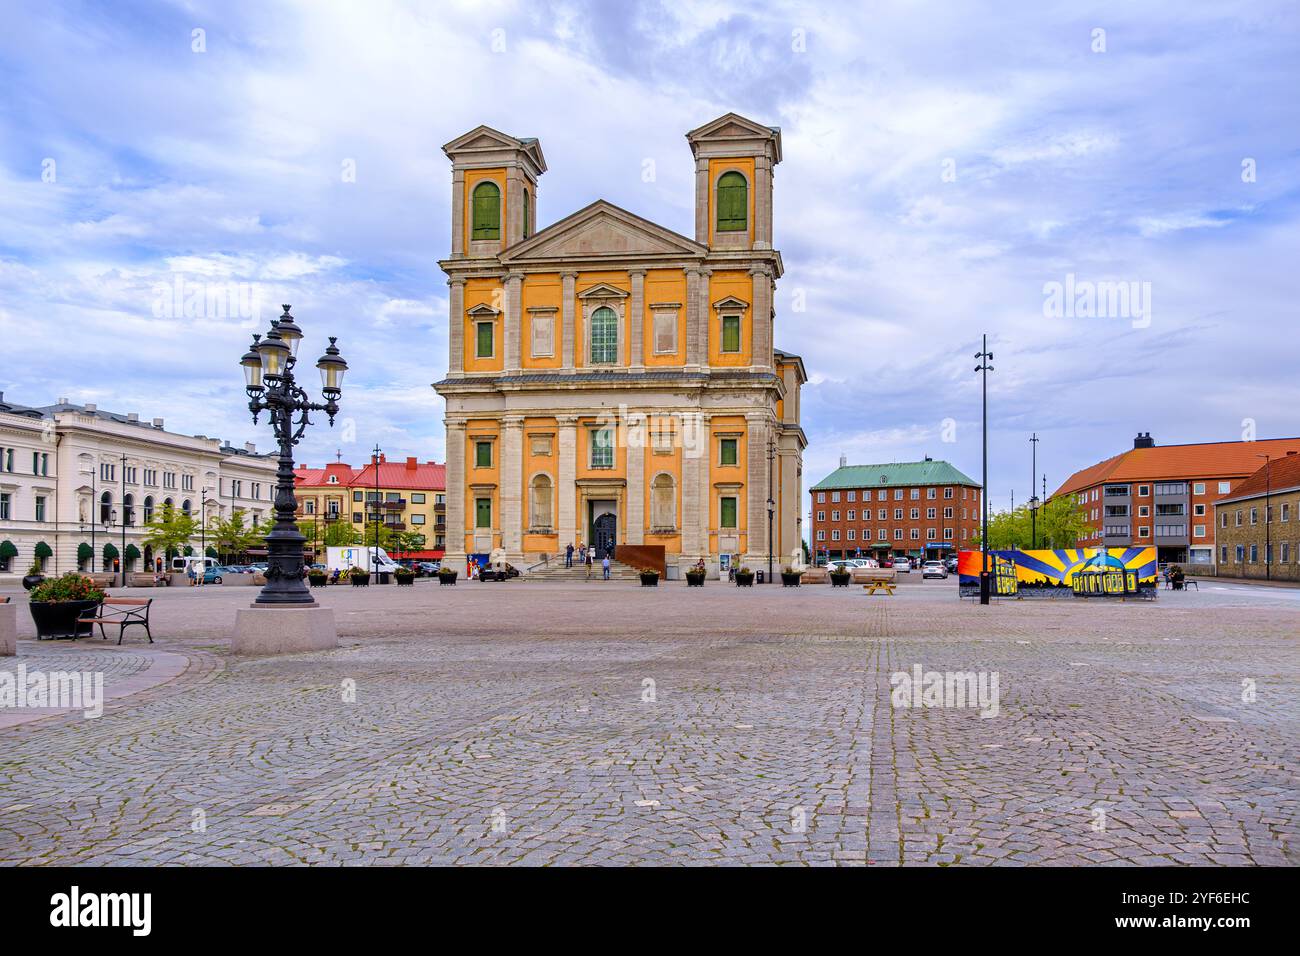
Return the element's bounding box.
[810,457,981,563]
[1213,450,1300,582]
[1052,433,1300,568]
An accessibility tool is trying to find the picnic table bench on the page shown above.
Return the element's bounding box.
[78,597,154,645]
[859,569,898,595]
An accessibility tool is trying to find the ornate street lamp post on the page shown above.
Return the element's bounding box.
[975,335,994,606]
[240,305,348,606]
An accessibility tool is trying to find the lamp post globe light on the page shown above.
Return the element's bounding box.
[240,304,348,608]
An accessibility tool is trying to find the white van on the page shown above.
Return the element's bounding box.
[171,555,218,575]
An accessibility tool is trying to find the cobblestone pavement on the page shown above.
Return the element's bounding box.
[0,578,1296,866]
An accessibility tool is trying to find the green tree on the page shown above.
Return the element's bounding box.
[142,502,197,560]
[970,496,1091,550]
[323,521,361,546]
[214,508,262,562]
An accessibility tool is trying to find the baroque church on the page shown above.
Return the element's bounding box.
[434,113,806,577]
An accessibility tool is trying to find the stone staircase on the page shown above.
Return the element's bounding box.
[525,556,645,582]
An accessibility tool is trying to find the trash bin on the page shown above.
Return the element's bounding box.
[376,571,390,585]
[756,570,765,584]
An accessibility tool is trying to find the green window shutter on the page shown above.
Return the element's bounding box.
[476,321,494,358]
[722,314,741,352]
[472,182,501,240]
[720,438,738,466]
[716,171,747,232]
[475,498,492,528]
[475,442,492,468]
[720,497,738,528]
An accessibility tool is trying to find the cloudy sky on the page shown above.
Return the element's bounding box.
[1,0,1297,519]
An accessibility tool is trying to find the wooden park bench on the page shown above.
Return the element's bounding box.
[859,569,898,596]
[78,598,154,646]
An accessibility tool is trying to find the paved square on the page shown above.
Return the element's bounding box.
[1,578,1296,866]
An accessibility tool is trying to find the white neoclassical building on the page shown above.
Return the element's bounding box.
[0,393,276,581]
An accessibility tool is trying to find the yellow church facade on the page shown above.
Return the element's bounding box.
[434,113,806,577]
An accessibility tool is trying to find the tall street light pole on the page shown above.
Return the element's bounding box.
[766,434,776,583]
[1029,433,1040,549]
[975,335,994,605]
[1258,453,1272,581]
[119,453,128,587]
[372,444,382,568]
[240,305,349,605]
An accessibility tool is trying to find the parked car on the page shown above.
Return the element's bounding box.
[944,555,959,573]
[477,563,520,582]
[922,560,948,579]
[417,561,441,574]
[892,557,911,572]
[201,565,231,584]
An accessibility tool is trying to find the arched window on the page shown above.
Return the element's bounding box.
[651,473,676,530]
[100,491,113,525]
[523,187,531,238]
[716,171,748,232]
[529,474,553,530]
[123,493,135,526]
[143,496,154,523]
[164,497,174,511]
[471,181,501,240]
[182,499,192,515]
[590,306,618,365]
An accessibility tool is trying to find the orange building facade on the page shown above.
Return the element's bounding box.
[434,114,806,576]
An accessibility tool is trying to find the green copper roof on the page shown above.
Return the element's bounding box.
[811,460,979,491]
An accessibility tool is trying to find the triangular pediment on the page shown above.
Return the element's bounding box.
[686,112,782,162]
[577,282,629,299]
[501,200,707,263]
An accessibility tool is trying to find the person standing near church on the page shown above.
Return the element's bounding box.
[565,542,574,567]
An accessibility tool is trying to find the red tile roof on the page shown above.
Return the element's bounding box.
[295,456,444,491]
[1215,451,1300,504]
[1054,437,1300,498]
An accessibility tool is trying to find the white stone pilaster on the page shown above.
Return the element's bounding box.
[561,271,577,370]
[685,268,702,369]
[755,155,773,250]
[447,277,466,377]
[557,415,578,547]
[451,169,465,257]
[629,269,645,370]
[503,272,524,372]
[443,419,467,568]
[500,416,524,560]
[744,413,770,565]
[750,264,772,371]
[694,157,710,244]
[626,418,645,545]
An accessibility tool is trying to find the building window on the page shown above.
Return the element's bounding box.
[475,497,492,528]
[910,529,920,540]
[0,492,10,520]
[1218,481,1231,494]
[1193,482,1205,495]
[1250,544,1258,562]
[816,511,825,521]
[926,487,937,499]
[34,495,46,522]
[1250,507,1258,525]
[719,438,738,466]
[590,306,618,364]
[831,530,840,541]
[590,428,614,469]
[411,493,426,504]
[944,528,954,539]
[530,313,554,358]
[926,507,936,519]
[1138,485,1150,496]
[1193,525,1205,538]
[475,441,493,469]
[529,474,553,529]
[716,171,748,232]
[1281,503,1290,522]
[652,309,677,354]
[721,314,741,353]
[910,508,919,519]
[847,491,856,501]
[846,510,855,521]
[471,181,501,240]
[893,529,902,540]
[651,474,676,529]
[816,530,825,541]
[476,321,495,358]
[831,510,840,521]
[411,514,426,525]
[1235,510,1243,526]
[831,492,840,502]
[847,529,856,540]
[1138,526,1149,537]
[1221,546,1228,562]
[720,496,738,529]
[1235,544,1245,563]
[1193,503,1205,516]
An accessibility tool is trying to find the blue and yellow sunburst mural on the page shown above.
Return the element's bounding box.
[958,547,1158,597]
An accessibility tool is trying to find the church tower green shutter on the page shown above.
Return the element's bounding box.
[716,171,747,231]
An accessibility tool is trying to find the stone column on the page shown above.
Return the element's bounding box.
[750,264,772,371]
[447,277,466,378]
[625,414,645,545]
[696,268,713,365]
[500,416,524,561]
[697,414,713,563]
[754,156,772,250]
[685,268,702,369]
[503,272,524,372]
[506,168,523,246]
[561,271,577,370]
[443,419,467,570]
[557,415,578,548]
[629,269,645,370]
[451,169,465,257]
[744,413,770,567]
[694,157,710,244]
